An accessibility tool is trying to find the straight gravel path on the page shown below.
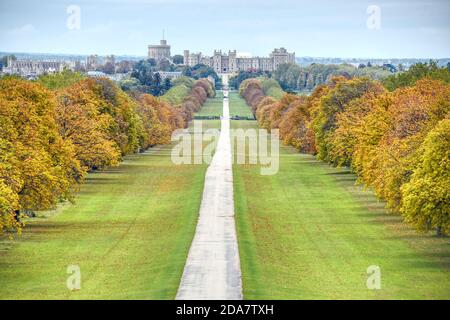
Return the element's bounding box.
[176,75,243,300]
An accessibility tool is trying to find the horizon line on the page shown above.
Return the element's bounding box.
[1,50,449,61]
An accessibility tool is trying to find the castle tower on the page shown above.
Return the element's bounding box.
[7,56,13,67]
[228,50,237,73]
[148,39,171,62]
[183,50,190,66]
[213,50,222,73]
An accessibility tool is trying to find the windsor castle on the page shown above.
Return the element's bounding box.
[148,38,295,74]
[183,48,295,73]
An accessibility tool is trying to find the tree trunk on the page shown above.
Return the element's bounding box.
[14,209,20,222]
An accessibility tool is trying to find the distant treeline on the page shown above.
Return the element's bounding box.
[0,72,215,235]
[118,60,221,96]
[273,63,392,91]
[230,63,391,91]
[232,60,449,93]
[240,63,450,236]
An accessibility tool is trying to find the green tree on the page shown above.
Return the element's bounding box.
[172,76,194,89]
[0,55,16,70]
[163,77,172,92]
[229,70,264,89]
[151,72,162,95]
[103,62,116,74]
[172,55,184,65]
[38,69,85,90]
[131,59,154,86]
[118,77,141,92]
[382,61,450,91]
[157,59,172,72]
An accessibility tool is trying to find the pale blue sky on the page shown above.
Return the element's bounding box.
[0,0,449,58]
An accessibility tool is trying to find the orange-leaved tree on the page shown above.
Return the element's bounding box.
[56,80,122,171]
[0,77,82,234]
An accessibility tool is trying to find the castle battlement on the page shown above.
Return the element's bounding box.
[183,47,295,73]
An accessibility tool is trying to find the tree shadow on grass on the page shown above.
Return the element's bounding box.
[333,177,359,183]
[88,166,125,174]
[85,176,123,185]
[324,170,352,175]
[382,253,450,270]
[19,221,79,237]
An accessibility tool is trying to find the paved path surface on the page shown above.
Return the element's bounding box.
[176,75,243,300]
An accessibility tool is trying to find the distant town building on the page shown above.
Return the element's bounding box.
[116,60,134,73]
[86,71,127,82]
[102,54,116,74]
[158,71,182,80]
[86,70,107,77]
[86,54,99,71]
[148,39,171,62]
[2,56,70,77]
[183,47,295,73]
[74,60,85,72]
[104,54,115,65]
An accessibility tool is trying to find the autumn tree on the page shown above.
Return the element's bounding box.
[0,139,20,234]
[239,71,450,237]
[255,96,278,130]
[329,82,386,166]
[136,94,177,147]
[240,79,265,114]
[277,86,330,154]
[361,79,449,212]
[312,77,381,164]
[268,94,298,130]
[162,78,215,124]
[82,78,143,155]
[400,118,450,236]
[56,80,122,170]
[0,77,82,234]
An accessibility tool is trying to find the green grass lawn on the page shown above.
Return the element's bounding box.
[194,91,254,119]
[232,117,450,299]
[229,91,254,118]
[195,91,223,117]
[0,107,221,299]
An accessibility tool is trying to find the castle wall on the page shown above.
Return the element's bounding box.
[182,47,295,73]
